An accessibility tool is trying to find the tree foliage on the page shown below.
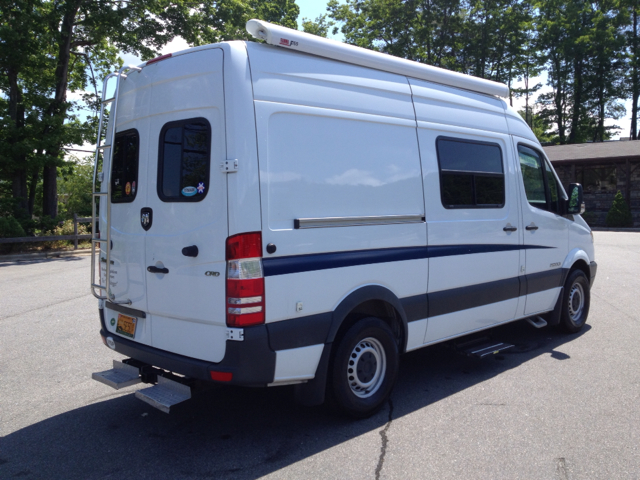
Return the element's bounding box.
[327,0,639,144]
[606,190,634,227]
[0,0,298,229]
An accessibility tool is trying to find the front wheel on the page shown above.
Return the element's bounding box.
[330,317,399,418]
[559,269,591,333]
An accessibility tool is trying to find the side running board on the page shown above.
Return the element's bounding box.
[454,335,514,358]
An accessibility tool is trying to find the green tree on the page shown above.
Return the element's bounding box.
[1,0,300,224]
[606,190,634,227]
[302,15,336,37]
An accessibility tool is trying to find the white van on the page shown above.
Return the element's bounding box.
[91,20,597,417]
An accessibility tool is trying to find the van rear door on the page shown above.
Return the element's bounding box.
[113,48,228,362]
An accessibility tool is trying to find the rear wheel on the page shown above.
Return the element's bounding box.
[559,269,591,333]
[330,317,399,418]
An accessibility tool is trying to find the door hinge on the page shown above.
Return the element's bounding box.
[226,328,244,341]
[221,159,238,173]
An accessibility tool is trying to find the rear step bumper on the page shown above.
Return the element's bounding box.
[99,308,276,386]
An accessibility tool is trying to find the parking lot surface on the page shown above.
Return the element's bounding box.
[1,232,639,479]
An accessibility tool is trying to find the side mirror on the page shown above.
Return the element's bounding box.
[566,183,585,215]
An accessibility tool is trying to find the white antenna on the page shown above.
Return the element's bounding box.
[246,19,509,99]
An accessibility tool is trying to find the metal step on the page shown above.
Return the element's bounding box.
[92,360,141,389]
[526,316,548,329]
[135,376,192,414]
[454,336,514,358]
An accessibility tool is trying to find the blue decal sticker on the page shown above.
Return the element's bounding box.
[197,182,205,194]
[181,186,197,197]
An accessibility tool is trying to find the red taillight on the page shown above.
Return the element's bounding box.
[226,232,262,260]
[226,232,265,327]
[146,53,172,65]
[210,370,233,382]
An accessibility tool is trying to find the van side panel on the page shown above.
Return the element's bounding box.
[411,79,522,344]
[247,44,428,342]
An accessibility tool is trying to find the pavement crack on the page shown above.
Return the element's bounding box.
[555,457,569,480]
[0,293,92,322]
[375,398,394,480]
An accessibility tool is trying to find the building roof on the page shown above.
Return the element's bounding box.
[544,140,640,163]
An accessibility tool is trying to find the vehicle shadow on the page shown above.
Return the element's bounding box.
[0,321,589,480]
[0,254,88,266]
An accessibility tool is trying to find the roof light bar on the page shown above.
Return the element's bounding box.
[246,19,509,99]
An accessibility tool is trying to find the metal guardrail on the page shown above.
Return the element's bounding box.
[0,214,92,250]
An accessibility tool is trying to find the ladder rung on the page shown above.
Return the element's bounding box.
[92,238,108,243]
[102,97,115,104]
[93,192,107,196]
[96,144,112,150]
[92,283,107,289]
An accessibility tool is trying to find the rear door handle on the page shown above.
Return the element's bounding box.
[147,266,169,274]
[526,224,539,231]
[503,225,517,232]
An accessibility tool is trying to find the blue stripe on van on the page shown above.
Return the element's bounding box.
[262,244,552,277]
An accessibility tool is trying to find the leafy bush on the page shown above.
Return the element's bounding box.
[605,190,633,228]
[42,219,90,250]
[0,216,27,238]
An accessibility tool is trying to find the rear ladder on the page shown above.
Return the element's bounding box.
[90,65,141,304]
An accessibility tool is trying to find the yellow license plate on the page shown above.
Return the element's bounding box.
[116,314,137,338]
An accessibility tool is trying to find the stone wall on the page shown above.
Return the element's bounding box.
[552,162,640,227]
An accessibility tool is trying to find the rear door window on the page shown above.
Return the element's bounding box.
[158,118,211,202]
[111,129,139,203]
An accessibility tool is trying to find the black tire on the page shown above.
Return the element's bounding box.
[330,317,399,418]
[559,269,591,333]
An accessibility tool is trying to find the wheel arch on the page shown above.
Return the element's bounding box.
[327,285,409,354]
[562,248,592,284]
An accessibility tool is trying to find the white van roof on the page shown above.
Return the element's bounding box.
[246,19,510,99]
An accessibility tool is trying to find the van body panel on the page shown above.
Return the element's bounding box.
[416,123,520,343]
[255,102,423,233]
[425,298,518,342]
[264,259,429,324]
[247,43,415,120]
[503,103,540,143]
[410,78,509,134]
[225,42,263,237]
[105,48,229,363]
[513,138,570,315]
[272,344,325,383]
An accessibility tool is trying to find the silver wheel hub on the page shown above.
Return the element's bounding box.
[568,282,585,321]
[347,337,386,398]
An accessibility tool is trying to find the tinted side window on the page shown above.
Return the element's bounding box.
[518,145,562,213]
[518,145,546,208]
[111,129,139,203]
[158,118,211,202]
[544,158,561,213]
[436,137,505,208]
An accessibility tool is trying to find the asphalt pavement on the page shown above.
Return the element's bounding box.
[0,232,638,479]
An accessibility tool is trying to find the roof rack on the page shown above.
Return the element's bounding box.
[246,19,509,99]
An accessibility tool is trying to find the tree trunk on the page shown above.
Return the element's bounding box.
[41,0,82,218]
[632,7,639,140]
[7,69,29,214]
[42,165,58,218]
[568,57,583,144]
[28,170,39,216]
